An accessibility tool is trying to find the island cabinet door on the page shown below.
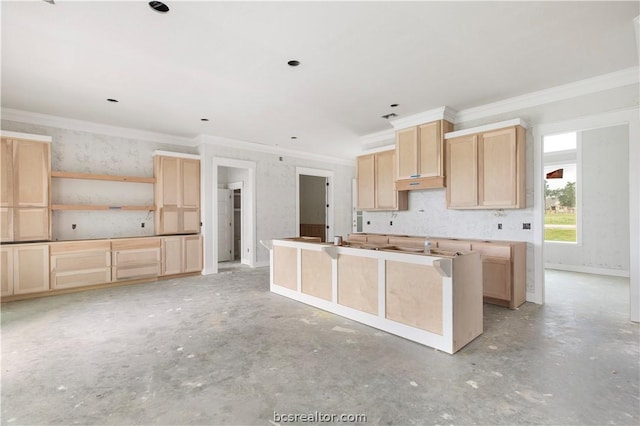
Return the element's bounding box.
[301,249,332,301]
[273,245,298,290]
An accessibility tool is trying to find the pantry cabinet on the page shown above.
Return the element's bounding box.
[154,154,201,235]
[445,123,526,209]
[0,135,51,242]
[356,150,407,211]
[395,120,453,190]
[161,234,203,276]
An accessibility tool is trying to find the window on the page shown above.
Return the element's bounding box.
[544,132,580,243]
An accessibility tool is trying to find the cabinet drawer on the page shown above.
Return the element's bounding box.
[471,243,511,258]
[112,248,160,266]
[395,177,445,191]
[112,264,159,281]
[51,240,110,255]
[52,268,111,289]
[52,251,110,272]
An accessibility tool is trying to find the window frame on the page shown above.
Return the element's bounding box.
[543,133,582,245]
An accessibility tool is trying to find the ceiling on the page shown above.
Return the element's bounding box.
[1,1,638,160]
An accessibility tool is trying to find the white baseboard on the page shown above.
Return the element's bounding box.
[545,263,630,278]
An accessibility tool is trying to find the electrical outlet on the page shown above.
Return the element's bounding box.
[498,223,502,230]
[72,224,76,230]
[389,221,393,226]
[141,222,145,228]
[523,223,531,230]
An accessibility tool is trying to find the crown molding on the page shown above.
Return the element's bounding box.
[153,150,201,160]
[1,108,196,146]
[0,130,52,143]
[454,67,639,123]
[389,106,458,130]
[359,128,396,149]
[444,118,529,140]
[198,134,355,167]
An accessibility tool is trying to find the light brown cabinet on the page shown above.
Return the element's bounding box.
[1,243,50,297]
[0,137,51,242]
[154,155,201,235]
[446,125,525,209]
[395,120,453,190]
[50,240,111,289]
[111,238,161,281]
[160,234,202,276]
[356,150,407,211]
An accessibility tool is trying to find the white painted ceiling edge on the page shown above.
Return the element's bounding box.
[1,66,637,165]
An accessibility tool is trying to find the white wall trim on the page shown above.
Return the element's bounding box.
[359,128,396,149]
[389,106,458,130]
[445,118,529,139]
[199,134,354,167]
[361,144,396,155]
[455,67,639,123]
[545,263,630,278]
[0,130,52,143]
[1,108,196,146]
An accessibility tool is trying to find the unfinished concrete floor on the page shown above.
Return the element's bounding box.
[1,268,638,425]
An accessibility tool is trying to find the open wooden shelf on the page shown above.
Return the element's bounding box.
[52,204,156,211]
[51,171,155,184]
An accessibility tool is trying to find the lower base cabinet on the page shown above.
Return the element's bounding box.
[161,234,203,276]
[50,240,111,289]
[1,243,50,296]
[111,238,161,281]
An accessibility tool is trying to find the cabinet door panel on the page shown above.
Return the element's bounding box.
[53,269,111,289]
[1,247,13,296]
[418,121,441,177]
[0,138,13,207]
[13,244,49,295]
[396,127,418,180]
[159,207,180,235]
[356,155,375,210]
[14,140,49,207]
[182,208,200,234]
[446,135,478,208]
[159,156,179,207]
[14,208,49,241]
[1,207,13,242]
[181,159,200,208]
[161,237,183,276]
[375,150,397,209]
[482,256,511,300]
[183,235,203,273]
[113,264,159,281]
[479,128,517,207]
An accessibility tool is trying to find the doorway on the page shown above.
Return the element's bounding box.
[296,167,334,243]
[534,109,638,322]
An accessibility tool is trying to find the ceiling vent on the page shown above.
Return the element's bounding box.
[149,1,170,13]
[381,113,398,120]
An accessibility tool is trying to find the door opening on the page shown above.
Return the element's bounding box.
[296,167,334,243]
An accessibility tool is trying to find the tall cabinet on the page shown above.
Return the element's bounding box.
[154,153,201,235]
[0,133,51,242]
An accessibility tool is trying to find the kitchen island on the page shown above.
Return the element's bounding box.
[265,237,482,354]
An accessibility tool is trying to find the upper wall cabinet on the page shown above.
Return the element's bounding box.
[395,120,454,191]
[154,153,201,235]
[356,150,408,211]
[0,133,51,242]
[445,121,526,209]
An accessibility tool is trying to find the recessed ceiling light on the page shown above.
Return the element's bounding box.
[390,104,399,108]
[381,113,397,119]
[149,1,169,13]
[107,98,119,103]
[200,118,209,122]
[287,60,300,67]
[42,0,55,4]
[291,136,298,140]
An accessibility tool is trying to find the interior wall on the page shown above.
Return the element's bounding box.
[198,140,354,268]
[1,119,196,240]
[299,175,326,224]
[545,125,630,274]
